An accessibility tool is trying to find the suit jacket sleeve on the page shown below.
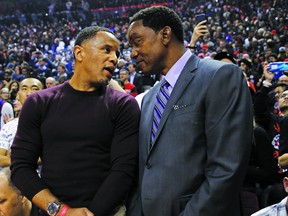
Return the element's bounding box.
[181,64,253,215]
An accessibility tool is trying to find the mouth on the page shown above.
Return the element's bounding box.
[136,60,143,65]
[104,67,115,78]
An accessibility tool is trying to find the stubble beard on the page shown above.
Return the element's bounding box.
[90,79,109,91]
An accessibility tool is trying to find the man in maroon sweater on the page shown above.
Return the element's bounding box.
[10,26,140,216]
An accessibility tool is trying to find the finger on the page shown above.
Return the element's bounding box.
[84,209,94,216]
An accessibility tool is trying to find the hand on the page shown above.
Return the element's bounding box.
[263,63,274,82]
[189,20,208,46]
[3,113,14,124]
[278,153,288,168]
[65,207,94,216]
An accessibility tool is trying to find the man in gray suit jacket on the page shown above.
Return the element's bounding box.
[127,6,253,216]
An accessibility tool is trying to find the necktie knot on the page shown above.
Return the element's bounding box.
[162,79,170,89]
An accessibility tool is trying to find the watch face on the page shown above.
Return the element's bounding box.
[47,202,60,215]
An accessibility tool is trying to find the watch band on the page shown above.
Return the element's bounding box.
[187,45,196,49]
[59,205,70,216]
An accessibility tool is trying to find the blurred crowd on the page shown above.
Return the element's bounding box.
[0,0,286,91]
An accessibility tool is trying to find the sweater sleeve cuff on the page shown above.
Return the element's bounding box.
[262,80,272,88]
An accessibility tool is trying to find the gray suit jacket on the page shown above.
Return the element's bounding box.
[127,55,253,216]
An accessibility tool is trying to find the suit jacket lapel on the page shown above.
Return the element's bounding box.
[149,55,199,153]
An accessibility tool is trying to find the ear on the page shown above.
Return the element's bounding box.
[74,45,84,62]
[161,26,171,46]
[21,195,28,204]
[283,177,288,193]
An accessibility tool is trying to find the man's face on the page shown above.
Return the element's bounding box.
[275,86,285,101]
[127,20,167,75]
[279,90,288,110]
[0,175,24,216]
[119,71,128,82]
[3,73,11,82]
[57,66,66,74]
[278,76,288,85]
[46,79,56,88]
[0,89,9,101]
[240,62,247,72]
[13,92,24,113]
[74,31,120,86]
[268,56,276,63]
[38,59,46,67]
[128,64,135,74]
[20,78,43,97]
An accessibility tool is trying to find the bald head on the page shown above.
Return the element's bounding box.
[20,78,43,94]
[278,75,288,85]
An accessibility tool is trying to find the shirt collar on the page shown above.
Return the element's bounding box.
[163,49,192,88]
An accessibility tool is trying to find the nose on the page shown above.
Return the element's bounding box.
[110,52,118,66]
[130,48,138,59]
[24,89,33,96]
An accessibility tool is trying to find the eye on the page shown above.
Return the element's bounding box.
[116,51,120,58]
[105,46,111,53]
[134,38,142,46]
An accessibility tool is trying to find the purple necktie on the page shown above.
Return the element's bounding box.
[151,79,170,145]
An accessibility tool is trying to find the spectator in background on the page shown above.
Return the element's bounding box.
[119,69,137,97]
[0,167,39,216]
[19,66,30,81]
[278,75,288,85]
[55,63,68,84]
[113,58,127,79]
[0,88,14,129]
[128,63,142,94]
[12,65,25,82]
[239,58,259,92]
[32,58,52,83]
[3,69,13,89]
[0,78,43,168]
[8,81,19,103]
[0,64,4,80]
[45,77,57,88]
[251,176,288,216]
[278,47,287,62]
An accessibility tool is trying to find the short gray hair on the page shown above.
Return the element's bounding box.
[0,167,19,191]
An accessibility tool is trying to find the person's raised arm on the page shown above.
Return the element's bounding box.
[187,20,208,50]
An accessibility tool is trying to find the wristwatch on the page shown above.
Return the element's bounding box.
[47,201,62,216]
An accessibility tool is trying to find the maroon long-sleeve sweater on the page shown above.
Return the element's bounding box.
[11,81,140,215]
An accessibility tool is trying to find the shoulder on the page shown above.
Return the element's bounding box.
[2,102,13,111]
[198,58,242,76]
[105,87,140,118]
[31,82,65,100]
[106,86,137,105]
[251,197,287,216]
